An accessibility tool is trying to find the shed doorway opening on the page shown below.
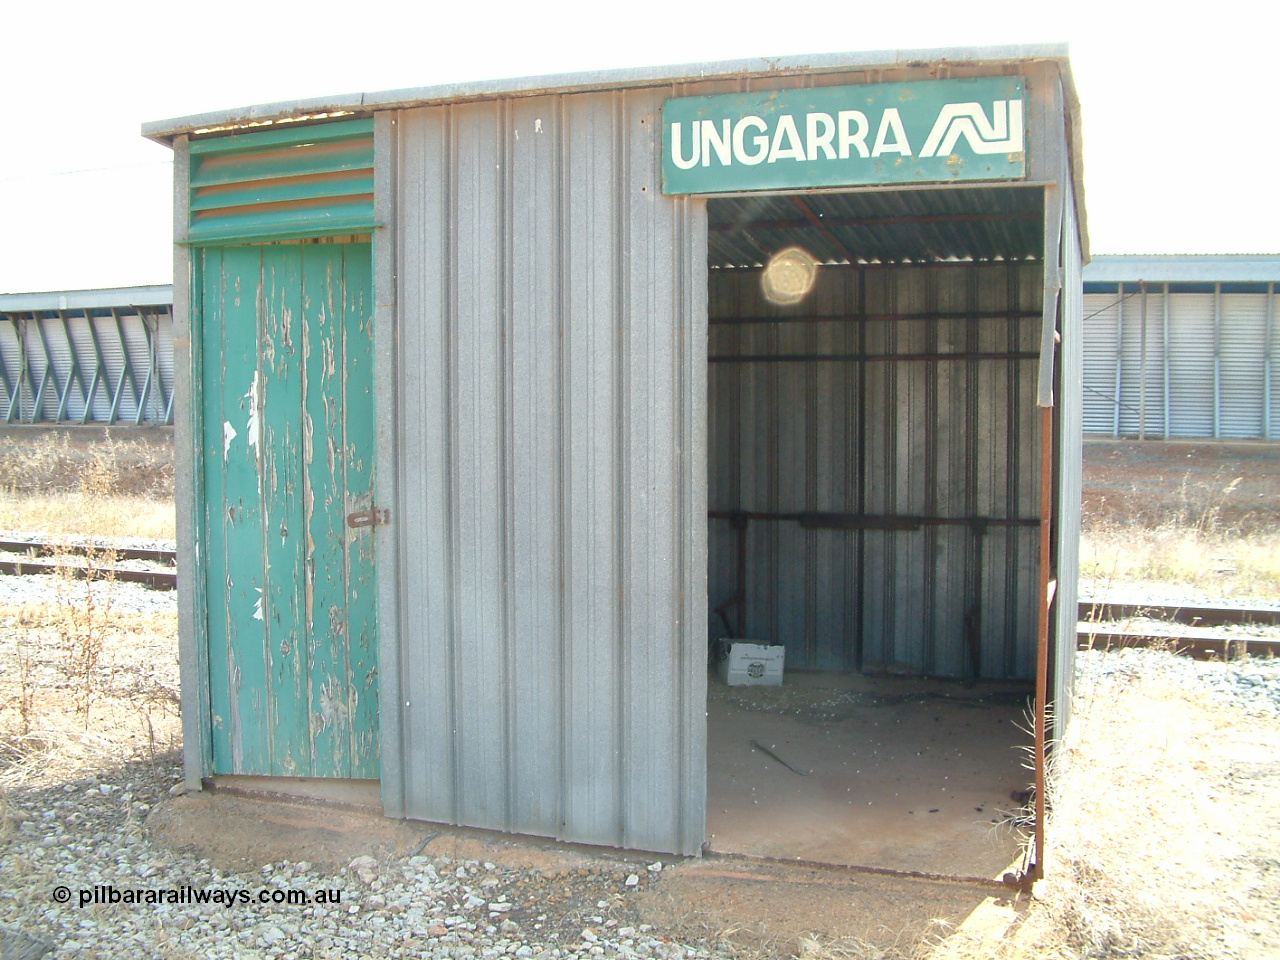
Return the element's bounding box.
[704,189,1043,877]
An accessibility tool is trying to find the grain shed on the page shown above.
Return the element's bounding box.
[144,44,1086,877]
[1082,255,1280,440]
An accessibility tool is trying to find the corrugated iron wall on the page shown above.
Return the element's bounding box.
[381,89,708,855]
[708,261,1043,679]
[1083,284,1278,439]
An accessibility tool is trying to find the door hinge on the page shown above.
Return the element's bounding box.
[346,508,391,529]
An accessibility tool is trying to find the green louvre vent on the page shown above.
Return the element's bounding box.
[188,118,375,244]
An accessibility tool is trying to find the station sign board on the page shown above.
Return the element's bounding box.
[661,76,1025,195]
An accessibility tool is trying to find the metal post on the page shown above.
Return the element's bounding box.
[1213,283,1222,439]
[80,312,108,424]
[105,307,134,424]
[1163,284,1171,439]
[57,311,90,420]
[34,316,69,423]
[1113,283,1123,438]
[0,320,18,419]
[1266,283,1274,441]
[136,308,156,425]
[1139,282,1148,440]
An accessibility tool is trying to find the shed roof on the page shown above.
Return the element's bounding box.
[143,44,1086,257]
[0,285,173,313]
[142,44,1079,143]
[1083,254,1280,284]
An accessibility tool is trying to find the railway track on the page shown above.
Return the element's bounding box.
[0,536,1275,659]
[0,538,176,590]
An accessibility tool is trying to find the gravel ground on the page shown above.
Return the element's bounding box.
[1079,578,1280,610]
[1,764,710,960]
[4,648,1276,958]
[0,533,177,616]
[0,574,176,615]
[1076,646,1280,718]
[2,544,1276,959]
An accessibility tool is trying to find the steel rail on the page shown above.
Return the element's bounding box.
[0,538,175,564]
[0,558,176,590]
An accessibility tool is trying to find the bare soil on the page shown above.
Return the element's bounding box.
[1082,439,1280,533]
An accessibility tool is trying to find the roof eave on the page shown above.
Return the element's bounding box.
[141,43,1072,144]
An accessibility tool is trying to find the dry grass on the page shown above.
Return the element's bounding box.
[1081,470,1280,599]
[0,492,175,540]
[1080,524,1280,599]
[0,430,173,498]
[0,596,180,787]
[0,430,175,539]
[0,434,179,794]
[994,659,1280,959]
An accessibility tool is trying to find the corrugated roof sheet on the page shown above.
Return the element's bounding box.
[709,187,1043,267]
[1084,254,1280,284]
[0,285,173,312]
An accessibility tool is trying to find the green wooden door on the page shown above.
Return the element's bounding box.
[199,241,378,779]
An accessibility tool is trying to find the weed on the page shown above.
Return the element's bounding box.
[79,445,118,499]
[998,656,1280,959]
[15,633,35,738]
[51,544,118,723]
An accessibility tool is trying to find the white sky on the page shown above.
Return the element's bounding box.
[3,0,1275,294]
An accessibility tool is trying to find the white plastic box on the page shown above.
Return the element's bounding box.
[718,642,785,686]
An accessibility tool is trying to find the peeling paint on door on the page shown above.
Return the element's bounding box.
[200,242,378,779]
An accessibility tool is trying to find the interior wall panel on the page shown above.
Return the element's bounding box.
[708,260,1042,680]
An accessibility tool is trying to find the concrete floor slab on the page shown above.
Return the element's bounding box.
[705,670,1033,878]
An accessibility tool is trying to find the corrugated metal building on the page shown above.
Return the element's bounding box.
[0,286,174,425]
[1083,255,1279,439]
[145,45,1086,874]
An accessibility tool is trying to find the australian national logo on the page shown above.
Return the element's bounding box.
[669,99,1023,169]
[919,100,1023,157]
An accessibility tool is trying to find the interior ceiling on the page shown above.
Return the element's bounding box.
[708,186,1043,268]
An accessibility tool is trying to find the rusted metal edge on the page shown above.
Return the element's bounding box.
[703,848,1025,891]
[200,777,384,816]
[1032,405,1054,882]
[0,538,176,564]
[0,559,176,590]
[1078,600,1280,628]
[1076,629,1280,661]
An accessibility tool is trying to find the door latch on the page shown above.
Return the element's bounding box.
[346,508,391,529]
